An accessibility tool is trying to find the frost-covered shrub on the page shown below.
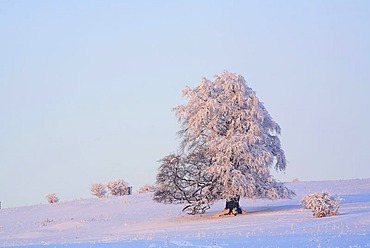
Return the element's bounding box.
[138,184,156,193]
[46,193,59,204]
[90,183,107,198]
[301,192,340,218]
[107,179,129,196]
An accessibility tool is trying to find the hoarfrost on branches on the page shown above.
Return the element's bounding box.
[138,184,156,193]
[301,192,340,218]
[90,183,107,198]
[154,71,295,214]
[46,193,59,204]
[107,179,129,196]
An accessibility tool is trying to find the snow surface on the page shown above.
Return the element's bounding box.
[1,179,369,247]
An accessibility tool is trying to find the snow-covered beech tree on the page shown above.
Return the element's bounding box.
[301,192,340,218]
[154,71,295,215]
[107,179,129,196]
[46,193,59,204]
[90,183,107,198]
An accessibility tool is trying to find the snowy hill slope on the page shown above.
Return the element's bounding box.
[1,179,369,247]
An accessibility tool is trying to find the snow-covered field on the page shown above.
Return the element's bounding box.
[1,179,369,247]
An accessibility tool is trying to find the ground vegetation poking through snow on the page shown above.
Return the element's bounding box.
[0,179,369,247]
[46,193,59,204]
[155,71,294,215]
[301,192,340,218]
[90,183,107,198]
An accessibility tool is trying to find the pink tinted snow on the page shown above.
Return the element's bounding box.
[0,179,369,247]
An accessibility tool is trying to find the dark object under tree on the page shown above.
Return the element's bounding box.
[224,196,242,215]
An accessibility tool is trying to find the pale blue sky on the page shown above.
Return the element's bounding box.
[1,1,369,208]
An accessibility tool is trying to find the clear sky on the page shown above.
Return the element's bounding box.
[1,1,369,208]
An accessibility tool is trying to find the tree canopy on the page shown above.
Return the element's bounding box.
[154,71,295,214]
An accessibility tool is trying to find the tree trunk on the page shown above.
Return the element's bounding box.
[224,196,242,215]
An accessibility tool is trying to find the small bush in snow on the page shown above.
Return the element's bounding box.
[301,192,340,218]
[90,183,107,198]
[107,179,129,196]
[138,184,156,193]
[46,193,59,204]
